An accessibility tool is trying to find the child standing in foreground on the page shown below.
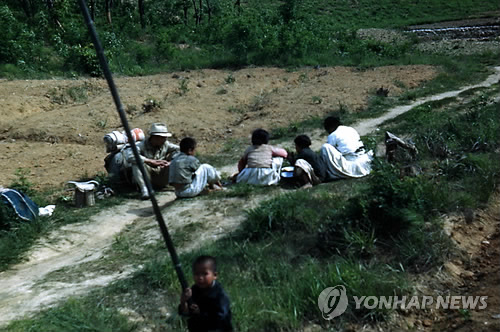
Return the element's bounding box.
[179,255,233,332]
[169,137,223,198]
[235,128,287,185]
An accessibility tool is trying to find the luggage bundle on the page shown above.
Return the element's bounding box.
[103,128,145,153]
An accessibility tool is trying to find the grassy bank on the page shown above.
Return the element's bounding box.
[3,84,498,331]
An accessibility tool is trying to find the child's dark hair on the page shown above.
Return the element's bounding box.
[192,255,217,273]
[294,135,312,149]
[180,137,197,153]
[324,116,341,131]
[251,128,269,145]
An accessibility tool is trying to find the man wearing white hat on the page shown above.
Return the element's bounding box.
[124,123,180,199]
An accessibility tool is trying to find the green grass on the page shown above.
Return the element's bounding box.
[295,0,500,28]
[4,298,134,332]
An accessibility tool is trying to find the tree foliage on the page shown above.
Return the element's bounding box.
[0,0,498,76]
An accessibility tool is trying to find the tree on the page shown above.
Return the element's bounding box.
[105,0,113,24]
[46,0,64,30]
[138,0,145,28]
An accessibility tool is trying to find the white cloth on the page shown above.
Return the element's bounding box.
[321,144,373,180]
[66,180,99,192]
[236,157,283,186]
[175,164,221,198]
[327,126,364,155]
[39,205,56,217]
[295,159,321,185]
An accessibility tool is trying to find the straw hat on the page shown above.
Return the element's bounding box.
[148,123,172,137]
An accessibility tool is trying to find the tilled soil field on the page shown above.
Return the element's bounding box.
[0,65,437,190]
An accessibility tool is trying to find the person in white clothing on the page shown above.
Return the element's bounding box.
[320,116,373,180]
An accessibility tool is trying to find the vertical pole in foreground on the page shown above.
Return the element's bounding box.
[77,0,188,291]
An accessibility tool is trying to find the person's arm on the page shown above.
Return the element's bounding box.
[145,158,170,167]
[327,132,336,146]
[286,150,296,164]
[271,146,288,158]
[237,155,247,172]
[179,288,192,316]
[191,157,202,177]
[215,292,232,330]
[124,143,146,165]
[166,142,181,161]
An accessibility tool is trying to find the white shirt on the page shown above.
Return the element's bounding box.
[327,126,363,155]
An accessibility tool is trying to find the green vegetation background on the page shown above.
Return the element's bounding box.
[1,0,499,77]
[1,0,500,331]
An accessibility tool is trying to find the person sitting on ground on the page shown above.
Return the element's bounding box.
[287,134,326,187]
[234,128,288,186]
[123,123,179,199]
[179,255,233,332]
[169,137,223,198]
[320,116,373,180]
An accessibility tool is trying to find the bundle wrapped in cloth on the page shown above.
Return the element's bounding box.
[103,128,145,153]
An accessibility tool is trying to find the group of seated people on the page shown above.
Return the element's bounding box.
[106,116,373,199]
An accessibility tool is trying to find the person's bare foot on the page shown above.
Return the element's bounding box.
[298,182,313,190]
[210,184,225,191]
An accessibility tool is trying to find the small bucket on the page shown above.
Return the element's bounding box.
[280,166,296,184]
[74,189,96,208]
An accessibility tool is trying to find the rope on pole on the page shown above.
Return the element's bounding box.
[77,0,188,291]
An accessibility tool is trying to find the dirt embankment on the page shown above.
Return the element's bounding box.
[0,66,437,190]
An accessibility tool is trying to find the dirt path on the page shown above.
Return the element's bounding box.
[0,68,499,328]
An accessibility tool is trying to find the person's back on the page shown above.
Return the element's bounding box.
[169,137,223,198]
[290,135,325,186]
[244,144,275,168]
[295,147,326,181]
[169,152,201,192]
[235,129,287,186]
[327,125,363,155]
[322,116,372,180]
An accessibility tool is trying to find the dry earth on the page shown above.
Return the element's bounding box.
[0,65,437,190]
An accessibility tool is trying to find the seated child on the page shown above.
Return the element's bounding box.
[288,134,326,186]
[235,128,287,185]
[169,137,223,198]
[179,255,233,332]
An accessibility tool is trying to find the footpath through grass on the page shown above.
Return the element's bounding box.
[3,85,499,331]
[0,174,134,272]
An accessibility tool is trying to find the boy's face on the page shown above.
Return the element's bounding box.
[295,144,302,153]
[193,262,217,289]
[187,147,196,156]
